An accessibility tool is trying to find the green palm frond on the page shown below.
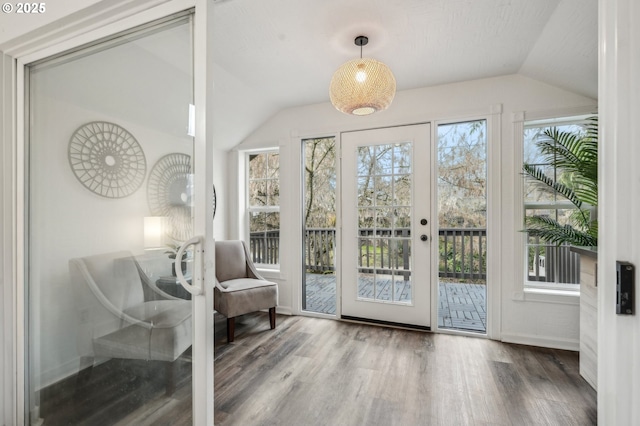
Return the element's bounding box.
[522,116,598,246]
[523,164,583,209]
[525,216,597,247]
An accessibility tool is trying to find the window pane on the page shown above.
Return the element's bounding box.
[377,145,394,175]
[394,143,411,174]
[523,118,588,286]
[249,180,267,206]
[357,146,374,176]
[268,153,279,177]
[248,151,280,265]
[249,211,280,265]
[249,154,266,179]
[268,180,279,206]
[357,177,374,207]
[375,175,393,206]
[358,208,375,229]
[438,120,487,228]
[394,175,411,205]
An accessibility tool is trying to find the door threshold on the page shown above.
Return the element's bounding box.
[341,315,431,332]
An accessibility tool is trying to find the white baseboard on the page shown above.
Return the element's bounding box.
[501,332,579,351]
[38,357,80,391]
[275,306,292,316]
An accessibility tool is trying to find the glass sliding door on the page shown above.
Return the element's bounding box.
[436,120,488,333]
[26,14,200,425]
[302,137,337,315]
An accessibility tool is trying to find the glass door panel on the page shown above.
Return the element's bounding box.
[355,142,413,304]
[27,15,197,425]
[341,124,431,328]
[436,120,488,333]
[302,137,337,315]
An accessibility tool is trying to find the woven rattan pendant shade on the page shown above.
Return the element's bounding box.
[329,36,396,116]
[330,58,396,115]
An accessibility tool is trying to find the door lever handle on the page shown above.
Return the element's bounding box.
[175,236,203,296]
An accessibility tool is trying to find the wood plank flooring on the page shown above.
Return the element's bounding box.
[39,313,596,425]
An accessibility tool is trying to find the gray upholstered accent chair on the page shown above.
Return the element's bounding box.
[214,240,278,343]
[70,251,192,395]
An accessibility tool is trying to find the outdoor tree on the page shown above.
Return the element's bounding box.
[437,121,487,228]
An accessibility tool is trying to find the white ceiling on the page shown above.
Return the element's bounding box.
[0,0,597,149]
[210,0,597,148]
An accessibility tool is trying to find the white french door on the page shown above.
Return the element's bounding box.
[20,3,214,425]
[341,124,432,328]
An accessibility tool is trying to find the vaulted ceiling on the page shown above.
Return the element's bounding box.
[212,0,596,148]
[0,0,597,149]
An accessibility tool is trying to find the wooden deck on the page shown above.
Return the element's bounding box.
[304,273,487,333]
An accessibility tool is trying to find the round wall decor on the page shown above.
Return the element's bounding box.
[68,121,146,198]
[147,153,193,241]
[212,184,217,219]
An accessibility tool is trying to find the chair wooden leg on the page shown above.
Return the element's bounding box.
[269,307,276,329]
[227,317,235,343]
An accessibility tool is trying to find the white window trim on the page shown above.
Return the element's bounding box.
[512,107,596,300]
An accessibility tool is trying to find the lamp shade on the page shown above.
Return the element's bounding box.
[144,216,168,249]
[329,58,396,116]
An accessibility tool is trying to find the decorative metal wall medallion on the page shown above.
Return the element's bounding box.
[68,121,146,198]
[147,153,193,241]
[213,184,217,219]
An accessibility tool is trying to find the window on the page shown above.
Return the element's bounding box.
[523,116,589,287]
[247,150,280,266]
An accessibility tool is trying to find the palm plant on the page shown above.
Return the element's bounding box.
[523,117,598,247]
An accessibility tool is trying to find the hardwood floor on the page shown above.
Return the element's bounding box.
[40,313,596,425]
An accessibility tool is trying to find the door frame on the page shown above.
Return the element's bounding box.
[6,1,215,424]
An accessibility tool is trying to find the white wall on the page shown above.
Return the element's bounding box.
[598,0,640,423]
[232,74,597,347]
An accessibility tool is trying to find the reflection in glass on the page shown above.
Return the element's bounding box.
[27,15,194,424]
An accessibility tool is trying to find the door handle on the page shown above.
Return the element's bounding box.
[175,236,203,296]
[420,234,428,242]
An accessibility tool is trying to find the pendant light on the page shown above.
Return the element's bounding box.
[329,36,396,116]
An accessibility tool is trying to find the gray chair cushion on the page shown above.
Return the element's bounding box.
[214,284,278,319]
[218,277,275,291]
[215,241,249,282]
[214,240,278,319]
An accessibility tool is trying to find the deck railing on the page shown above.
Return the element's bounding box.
[249,228,580,284]
[438,228,486,280]
[251,227,488,279]
[527,236,580,284]
[249,230,280,265]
